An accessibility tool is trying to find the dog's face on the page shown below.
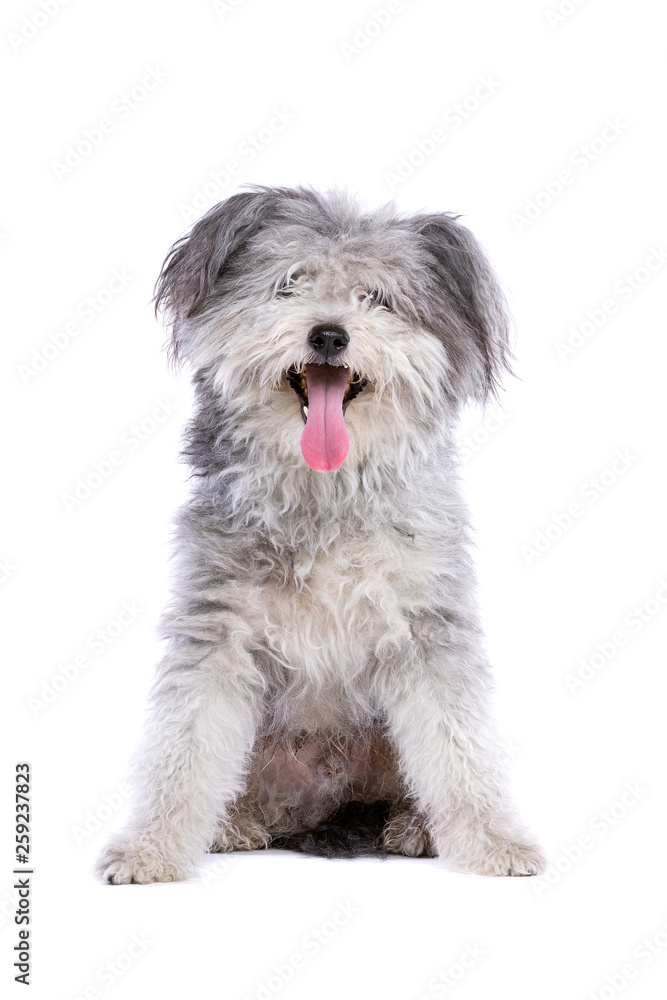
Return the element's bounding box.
[155,187,511,472]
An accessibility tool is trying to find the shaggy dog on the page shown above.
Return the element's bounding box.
[96,186,545,882]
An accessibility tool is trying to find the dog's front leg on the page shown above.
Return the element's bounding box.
[95,638,265,884]
[381,634,545,876]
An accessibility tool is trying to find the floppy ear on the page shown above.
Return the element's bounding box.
[154,188,276,364]
[410,213,513,403]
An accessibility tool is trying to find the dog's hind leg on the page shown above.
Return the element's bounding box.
[211,789,271,853]
[95,633,266,884]
[382,803,435,857]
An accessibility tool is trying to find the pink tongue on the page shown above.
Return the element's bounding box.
[300,363,350,472]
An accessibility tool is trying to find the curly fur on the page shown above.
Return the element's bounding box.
[95,185,545,884]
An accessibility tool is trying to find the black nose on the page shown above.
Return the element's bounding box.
[307,324,349,360]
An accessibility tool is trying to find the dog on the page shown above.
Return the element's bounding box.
[95,185,545,882]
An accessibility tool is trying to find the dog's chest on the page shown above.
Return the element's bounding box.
[256,528,436,675]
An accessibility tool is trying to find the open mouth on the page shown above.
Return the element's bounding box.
[285,363,368,473]
[286,365,367,422]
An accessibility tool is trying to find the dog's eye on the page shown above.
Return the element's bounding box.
[276,270,304,297]
[366,288,392,310]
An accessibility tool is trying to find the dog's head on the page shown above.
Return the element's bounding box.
[155,186,512,473]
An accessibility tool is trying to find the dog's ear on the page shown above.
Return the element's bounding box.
[409,213,513,403]
[154,189,275,364]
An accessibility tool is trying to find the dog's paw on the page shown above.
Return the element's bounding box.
[94,838,191,885]
[383,809,435,858]
[210,820,271,853]
[482,839,546,877]
[447,837,546,877]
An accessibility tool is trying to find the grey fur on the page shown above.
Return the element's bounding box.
[96,186,545,883]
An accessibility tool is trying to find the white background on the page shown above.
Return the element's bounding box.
[3,0,667,998]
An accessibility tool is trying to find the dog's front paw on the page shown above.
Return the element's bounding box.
[441,830,547,877]
[478,839,546,877]
[94,836,191,885]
